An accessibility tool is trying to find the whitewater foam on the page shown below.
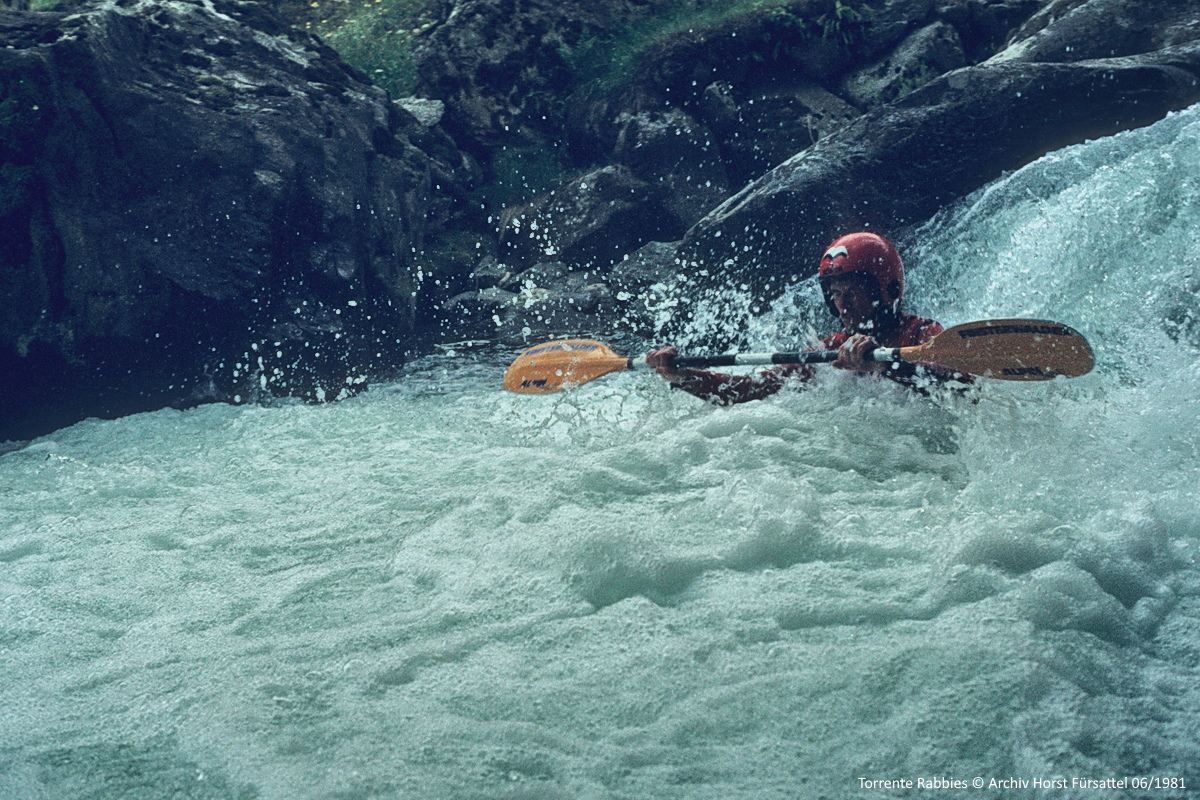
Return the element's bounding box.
[3,107,1200,799]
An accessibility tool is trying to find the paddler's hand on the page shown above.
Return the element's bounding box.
[646,346,688,385]
[833,334,885,373]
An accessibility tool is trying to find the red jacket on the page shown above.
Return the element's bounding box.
[676,314,956,405]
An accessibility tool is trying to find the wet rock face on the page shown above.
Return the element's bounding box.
[996,0,1200,64]
[0,0,467,439]
[411,0,681,157]
[421,0,1200,351]
[499,164,684,272]
[841,20,967,108]
[676,42,1200,308]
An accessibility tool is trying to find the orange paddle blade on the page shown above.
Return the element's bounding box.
[503,339,631,393]
[899,319,1094,380]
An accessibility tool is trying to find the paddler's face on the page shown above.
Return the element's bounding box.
[828,277,880,333]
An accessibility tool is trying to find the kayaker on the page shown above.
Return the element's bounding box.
[646,232,970,404]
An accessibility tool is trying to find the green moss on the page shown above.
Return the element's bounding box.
[565,0,872,100]
[295,0,870,104]
[816,0,867,45]
[895,62,939,99]
[307,0,441,98]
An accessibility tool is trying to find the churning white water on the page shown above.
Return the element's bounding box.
[3,106,1200,800]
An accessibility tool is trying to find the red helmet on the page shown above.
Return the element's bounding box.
[818,232,904,316]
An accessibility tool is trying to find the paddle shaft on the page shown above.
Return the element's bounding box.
[631,349,892,369]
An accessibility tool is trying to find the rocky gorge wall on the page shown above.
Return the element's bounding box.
[2,0,1199,438]
[417,0,1200,345]
[0,0,473,438]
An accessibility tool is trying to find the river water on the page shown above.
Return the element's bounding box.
[3,106,1200,799]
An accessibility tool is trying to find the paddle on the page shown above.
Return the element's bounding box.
[503,318,1094,394]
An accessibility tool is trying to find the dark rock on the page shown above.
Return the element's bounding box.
[442,285,519,320]
[611,107,731,228]
[445,265,616,344]
[615,3,861,101]
[992,0,1200,63]
[498,280,615,341]
[467,256,516,289]
[708,82,863,183]
[499,164,684,272]
[676,44,1200,309]
[395,96,446,127]
[610,240,681,295]
[935,0,1045,63]
[412,0,677,157]
[0,0,470,439]
[841,21,967,109]
[518,260,573,286]
[859,0,939,58]
[447,241,684,341]
[1003,0,1089,44]
[607,239,685,335]
[500,0,869,170]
